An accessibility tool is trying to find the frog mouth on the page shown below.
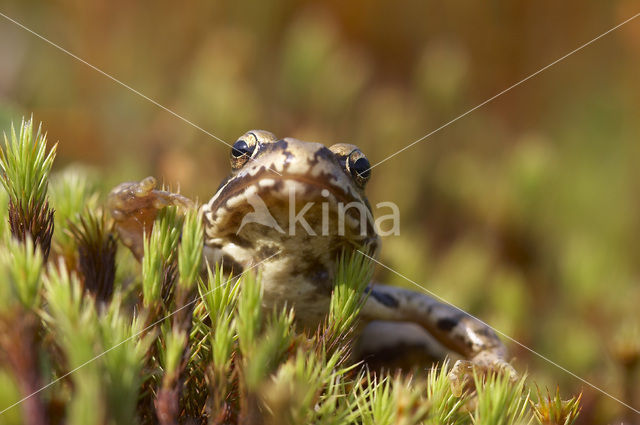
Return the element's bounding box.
[203,173,377,244]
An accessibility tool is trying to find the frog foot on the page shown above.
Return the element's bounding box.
[448,354,518,397]
[108,176,194,259]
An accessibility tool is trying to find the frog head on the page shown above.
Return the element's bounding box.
[202,130,380,324]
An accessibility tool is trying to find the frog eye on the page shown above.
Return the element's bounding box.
[231,139,253,158]
[230,137,257,169]
[346,150,371,187]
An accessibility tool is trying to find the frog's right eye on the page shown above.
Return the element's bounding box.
[230,138,257,169]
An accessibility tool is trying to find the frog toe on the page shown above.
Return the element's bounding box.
[449,359,475,397]
[448,357,518,397]
[135,176,157,196]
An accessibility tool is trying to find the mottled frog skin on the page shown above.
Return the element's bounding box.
[108,130,515,390]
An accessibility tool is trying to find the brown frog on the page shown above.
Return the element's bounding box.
[108,130,515,391]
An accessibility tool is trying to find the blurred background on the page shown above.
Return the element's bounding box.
[0,1,639,423]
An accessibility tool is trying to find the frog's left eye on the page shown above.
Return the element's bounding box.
[230,138,257,169]
[346,150,371,187]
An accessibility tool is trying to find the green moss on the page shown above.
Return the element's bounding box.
[0,117,583,424]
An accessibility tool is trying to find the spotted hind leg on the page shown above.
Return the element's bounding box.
[360,283,517,395]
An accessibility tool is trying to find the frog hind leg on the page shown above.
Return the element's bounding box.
[108,176,194,260]
[353,320,452,371]
[359,283,517,395]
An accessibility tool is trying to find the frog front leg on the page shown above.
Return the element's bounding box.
[108,176,194,260]
[360,283,516,395]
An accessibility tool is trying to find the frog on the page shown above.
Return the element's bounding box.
[108,129,516,393]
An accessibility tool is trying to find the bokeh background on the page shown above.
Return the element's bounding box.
[1,1,639,423]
